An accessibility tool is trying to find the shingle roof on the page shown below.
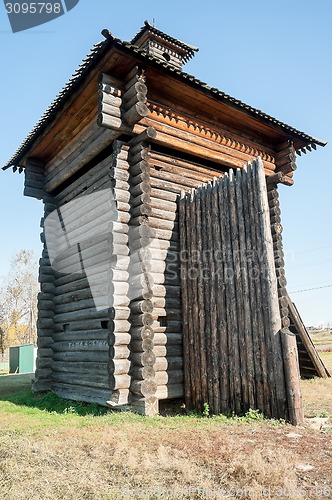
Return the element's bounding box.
[130,20,199,62]
[2,27,326,171]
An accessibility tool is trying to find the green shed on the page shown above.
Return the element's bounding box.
[9,344,36,374]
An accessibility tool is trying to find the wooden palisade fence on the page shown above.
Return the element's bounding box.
[179,158,304,425]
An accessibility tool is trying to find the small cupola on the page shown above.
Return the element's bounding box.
[131,21,199,71]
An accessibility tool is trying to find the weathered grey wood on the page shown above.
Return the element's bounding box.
[255,159,287,419]
[155,384,184,400]
[246,163,269,414]
[124,102,149,126]
[52,371,110,389]
[53,383,113,406]
[280,329,304,425]
[154,370,184,385]
[131,379,157,397]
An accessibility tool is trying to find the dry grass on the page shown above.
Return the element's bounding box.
[309,329,332,345]
[301,352,332,418]
[1,370,332,499]
[0,422,315,499]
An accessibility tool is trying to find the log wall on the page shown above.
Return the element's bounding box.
[146,147,227,403]
[33,195,56,392]
[37,142,131,405]
[179,158,304,425]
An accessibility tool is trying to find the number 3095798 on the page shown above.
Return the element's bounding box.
[5,3,62,14]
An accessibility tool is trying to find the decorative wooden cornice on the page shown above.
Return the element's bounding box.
[147,101,275,165]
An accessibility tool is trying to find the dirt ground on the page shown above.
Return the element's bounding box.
[1,361,332,500]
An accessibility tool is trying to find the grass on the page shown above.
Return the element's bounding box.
[301,352,332,418]
[309,329,332,348]
[1,371,332,499]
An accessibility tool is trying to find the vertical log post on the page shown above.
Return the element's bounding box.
[128,128,159,416]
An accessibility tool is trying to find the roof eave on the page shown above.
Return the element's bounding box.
[3,34,327,171]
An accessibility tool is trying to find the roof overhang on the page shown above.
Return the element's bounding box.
[3,30,326,172]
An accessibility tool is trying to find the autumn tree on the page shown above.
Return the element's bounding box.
[0,249,38,351]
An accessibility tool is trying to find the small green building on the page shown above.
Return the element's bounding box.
[9,344,36,374]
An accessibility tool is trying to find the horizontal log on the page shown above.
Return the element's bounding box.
[152,319,182,333]
[109,345,130,359]
[131,181,151,197]
[131,192,151,208]
[109,307,131,321]
[131,350,156,367]
[37,337,54,348]
[112,358,131,375]
[154,370,184,386]
[45,126,121,193]
[130,313,154,327]
[52,350,109,363]
[130,299,153,314]
[275,140,293,152]
[152,297,181,309]
[130,379,157,397]
[97,113,122,129]
[130,160,150,177]
[266,172,285,186]
[276,162,297,175]
[99,72,122,89]
[38,310,54,319]
[131,172,150,186]
[52,340,109,353]
[109,331,131,347]
[154,344,182,357]
[99,101,122,118]
[155,383,184,400]
[124,102,149,126]
[123,81,147,103]
[153,309,181,321]
[24,186,44,199]
[36,328,54,339]
[52,361,108,375]
[131,203,153,217]
[152,284,181,298]
[55,298,109,315]
[52,319,111,332]
[34,367,52,379]
[36,357,53,369]
[128,127,157,147]
[153,333,182,346]
[129,325,154,340]
[124,93,147,113]
[98,91,122,107]
[112,373,131,391]
[37,318,54,329]
[129,149,150,166]
[53,330,109,343]
[131,339,154,352]
[154,356,183,371]
[275,150,295,163]
[53,383,113,406]
[53,308,109,324]
[130,365,155,381]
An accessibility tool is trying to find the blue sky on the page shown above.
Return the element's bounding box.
[0,0,331,326]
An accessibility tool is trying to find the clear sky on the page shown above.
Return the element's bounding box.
[0,0,331,326]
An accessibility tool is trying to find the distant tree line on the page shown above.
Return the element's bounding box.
[0,250,38,353]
